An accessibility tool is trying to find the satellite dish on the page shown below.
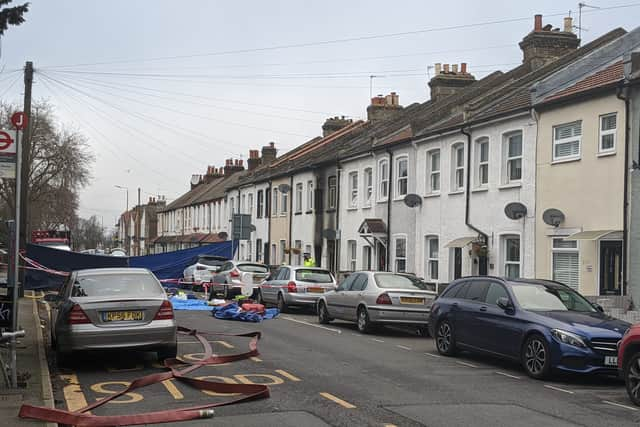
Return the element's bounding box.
[403,194,422,208]
[322,229,337,240]
[240,272,254,297]
[278,184,291,194]
[542,208,565,227]
[217,231,228,240]
[190,175,201,186]
[504,202,527,220]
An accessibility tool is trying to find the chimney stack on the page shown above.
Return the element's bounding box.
[428,63,476,102]
[460,63,467,74]
[248,149,260,171]
[322,116,353,137]
[519,14,579,71]
[563,17,573,33]
[261,142,277,165]
[534,14,542,32]
[367,92,403,122]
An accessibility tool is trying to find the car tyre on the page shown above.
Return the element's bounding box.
[357,306,374,334]
[255,290,264,306]
[157,344,178,362]
[277,293,288,313]
[522,334,551,379]
[435,320,457,356]
[223,284,231,300]
[318,301,332,324]
[55,348,72,367]
[624,352,640,406]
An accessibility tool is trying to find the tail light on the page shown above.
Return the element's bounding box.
[196,265,207,270]
[287,281,297,293]
[230,269,240,278]
[154,300,174,320]
[68,304,91,324]
[376,293,392,305]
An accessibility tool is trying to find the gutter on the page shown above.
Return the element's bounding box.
[616,84,630,298]
[386,149,394,272]
[461,126,489,248]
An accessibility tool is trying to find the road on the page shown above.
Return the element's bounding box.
[49,308,640,427]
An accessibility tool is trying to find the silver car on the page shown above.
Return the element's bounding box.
[47,268,177,365]
[208,261,270,300]
[183,255,228,285]
[317,272,437,333]
[256,266,336,312]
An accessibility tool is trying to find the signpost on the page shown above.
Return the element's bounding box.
[0,130,16,179]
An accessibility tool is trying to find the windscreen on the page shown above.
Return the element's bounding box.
[510,283,596,312]
[71,273,164,298]
[374,274,429,290]
[295,269,333,283]
[238,263,269,273]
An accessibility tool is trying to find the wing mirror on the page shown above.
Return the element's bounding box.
[43,293,60,303]
[592,303,605,313]
[497,297,513,312]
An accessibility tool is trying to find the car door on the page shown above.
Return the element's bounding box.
[476,281,523,358]
[51,273,74,341]
[263,267,283,303]
[273,267,290,301]
[455,280,489,348]
[343,274,368,322]
[326,274,356,319]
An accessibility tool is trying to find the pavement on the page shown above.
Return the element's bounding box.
[0,292,55,427]
[39,306,640,427]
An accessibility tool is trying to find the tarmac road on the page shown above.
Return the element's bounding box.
[49,308,640,426]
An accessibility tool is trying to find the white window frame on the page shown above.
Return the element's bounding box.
[256,238,263,262]
[246,240,252,262]
[272,189,279,217]
[279,239,286,264]
[241,195,246,214]
[502,234,521,279]
[395,156,409,198]
[294,240,302,265]
[426,149,441,194]
[551,237,580,291]
[451,143,465,192]
[425,235,439,281]
[256,190,263,218]
[364,167,373,207]
[248,193,253,217]
[552,121,582,162]
[281,191,288,216]
[347,240,357,271]
[295,183,303,213]
[599,113,617,154]
[393,235,407,273]
[503,130,523,184]
[348,171,358,208]
[306,180,314,211]
[271,244,277,265]
[475,138,489,188]
[328,176,337,209]
[378,159,389,201]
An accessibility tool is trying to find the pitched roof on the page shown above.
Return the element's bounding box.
[541,60,624,103]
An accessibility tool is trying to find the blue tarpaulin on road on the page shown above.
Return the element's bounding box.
[24,241,235,290]
[169,296,212,311]
[211,302,279,322]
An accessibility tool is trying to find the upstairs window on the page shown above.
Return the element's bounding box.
[364,168,373,206]
[256,190,264,218]
[475,138,489,187]
[427,149,440,193]
[452,143,465,191]
[504,131,523,183]
[396,156,408,197]
[426,236,439,281]
[349,171,358,208]
[599,113,617,154]
[378,159,389,200]
[295,183,303,213]
[281,191,288,215]
[248,193,253,216]
[272,189,279,216]
[328,176,337,209]
[553,121,581,162]
[394,235,407,273]
[307,180,314,211]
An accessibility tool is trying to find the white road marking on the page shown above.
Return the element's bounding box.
[495,371,521,380]
[396,345,412,351]
[424,352,441,358]
[372,339,385,343]
[456,361,478,368]
[544,384,574,394]
[602,400,639,411]
[280,316,342,334]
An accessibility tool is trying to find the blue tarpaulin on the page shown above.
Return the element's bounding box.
[211,302,279,322]
[24,241,235,290]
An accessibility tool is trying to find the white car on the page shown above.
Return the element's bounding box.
[183,255,228,284]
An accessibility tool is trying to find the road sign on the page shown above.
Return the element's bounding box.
[0,129,16,179]
[11,112,27,130]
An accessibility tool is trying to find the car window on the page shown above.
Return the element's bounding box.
[276,268,289,280]
[510,282,596,312]
[484,283,509,305]
[295,269,333,283]
[452,282,470,299]
[374,273,429,289]
[337,274,355,291]
[72,273,164,298]
[465,281,489,302]
[351,274,368,291]
[221,262,233,272]
[440,283,460,298]
[199,257,226,266]
[238,263,269,274]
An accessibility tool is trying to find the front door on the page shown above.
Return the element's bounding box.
[600,241,623,295]
[454,248,462,280]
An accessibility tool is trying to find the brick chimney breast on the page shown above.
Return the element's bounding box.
[261,142,277,165]
[367,92,403,122]
[322,116,353,137]
[519,14,579,71]
[428,64,476,102]
[248,149,260,171]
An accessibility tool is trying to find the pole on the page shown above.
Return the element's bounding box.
[10,127,22,388]
[18,61,32,263]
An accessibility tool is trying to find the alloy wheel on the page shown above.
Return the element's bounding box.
[627,356,640,402]
[436,322,451,352]
[358,310,367,330]
[525,338,546,375]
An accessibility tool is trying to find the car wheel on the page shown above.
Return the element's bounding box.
[277,293,288,313]
[157,344,178,362]
[357,306,373,334]
[255,290,264,305]
[55,348,72,367]
[435,320,457,356]
[318,301,332,324]
[625,352,640,406]
[223,284,231,300]
[522,334,551,379]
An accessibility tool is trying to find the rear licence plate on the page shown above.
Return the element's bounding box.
[604,356,618,366]
[102,311,143,322]
[400,297,425,304]
[307,287,325,294]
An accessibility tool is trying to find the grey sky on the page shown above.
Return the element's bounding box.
[0,0,638,229]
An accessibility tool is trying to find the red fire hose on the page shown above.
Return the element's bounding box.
[19,326,270,426]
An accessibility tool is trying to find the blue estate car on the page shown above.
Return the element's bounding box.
[428,277,630,379]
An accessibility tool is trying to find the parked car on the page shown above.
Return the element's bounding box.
[316,272,436,333]
[429,277,630,379]
[208,261,270,300]
[46,268,177,365]
[256,265,336,312]
[618,323,640,406]
[183,255,228,284]
[109,248,127,257]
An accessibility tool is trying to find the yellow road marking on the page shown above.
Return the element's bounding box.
[250,357,263,362]
[385,424,398,427]
[319,392,356,409]
[60,374,89,412]
[195,376,240,396]
[235,374,284,385]
[214,340,234,349]
[161,379,184,400]
[90,381,143,404]
[275,369,301,382]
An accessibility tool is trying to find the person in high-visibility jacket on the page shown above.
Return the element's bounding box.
[303,252,315,267]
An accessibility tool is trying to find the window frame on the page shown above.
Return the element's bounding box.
[502,234,521,279]
[327,176,337,209]
[552,121,582,162]
[475,137,489,188]
[348,171,358,209]
[294,240,302,265]
[248,193,253,217]
[394,234,407,273]
[599,112,617,154]
[503,130,523,184]
[551,237,580,291]
[363,167,373,207]
[256,238,263,262]
[451,143,465,192]
[307,180,314,211]
[378,158,389,201]
[272,188,279,217]
[395,156,409,198]
[256,190,264,218]
[295,183,303,213]
[426,149,441,194]
[281,190,288,216]
[347,240,357,271]
[425,235,439,281]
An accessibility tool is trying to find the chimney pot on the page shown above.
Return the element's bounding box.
[443,64,450,73]
[269,142,275,148]
[452,64,458,73]
[563,17,573,33]
[434,63,442,75]
[460,62,467,74]
[534,14,542,31]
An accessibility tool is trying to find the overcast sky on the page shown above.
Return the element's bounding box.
[0,0,638,230]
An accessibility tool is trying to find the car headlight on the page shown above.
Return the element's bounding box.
[551,329,586,348]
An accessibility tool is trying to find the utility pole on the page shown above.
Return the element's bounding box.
[17,61,32,298]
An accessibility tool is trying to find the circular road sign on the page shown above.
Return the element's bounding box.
[11,112,27,130]
[0,130,14,150]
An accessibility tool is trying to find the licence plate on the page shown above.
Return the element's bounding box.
[604,356,618,367]
[102,311,143,322]
[307,287,325,294]
[400,297,425,304]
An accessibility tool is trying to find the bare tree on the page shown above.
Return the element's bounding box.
[73,215,106,250]
[0,101,94,241]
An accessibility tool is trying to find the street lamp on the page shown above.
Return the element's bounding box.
[115,185,129,249]
[114,185,129,213]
